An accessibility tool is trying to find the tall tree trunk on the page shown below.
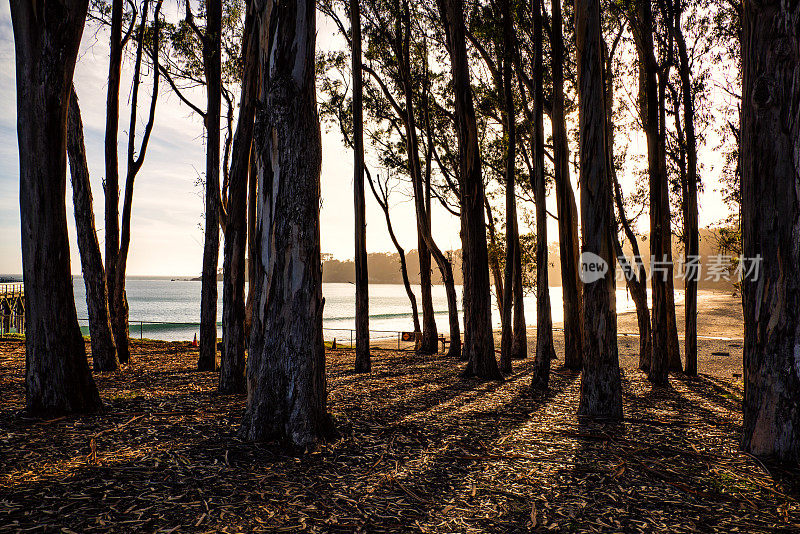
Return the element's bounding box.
[245,144,258,336]
[575,0,622,420]
[365,169,421,334]
[220,5,258,394]
[425,141,463,361]
[510,214,527,360]
[11,0,102,413]
[674,2,698,376]
[499,0,516,373]
[551,0,583,371]
[659,71,681,373]
[199,0,223,371]
[110,0,161,365]
[105,0,123,363]
[604,32,652,370]
[530,0,554,389]
[352,0,370,372]
[240,0,334,446]
[740,0,800,465]
[109,288,130,365]
[417,231,438,353]
[612,174,652,370]
[67,87,119,373]
[485,199,506,317]
[665,267,682,370]
[638,0,670,385]
[396,0,461,359]
[438,0,501,379]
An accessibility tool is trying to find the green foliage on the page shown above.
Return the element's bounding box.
[486,231,538,295]
[711,217,742,293]
[161,0,247,88]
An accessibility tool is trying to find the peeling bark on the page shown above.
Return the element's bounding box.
[245,143,258,337]
[740,0,800,465]
[240,0,335,446]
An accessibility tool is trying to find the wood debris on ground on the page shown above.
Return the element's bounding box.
[0,337,798,533]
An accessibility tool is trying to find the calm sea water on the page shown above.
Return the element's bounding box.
[72,278,672,342]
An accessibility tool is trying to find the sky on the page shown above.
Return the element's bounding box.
[0,3,736,277]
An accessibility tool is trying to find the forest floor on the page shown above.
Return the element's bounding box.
[2,295,800,532]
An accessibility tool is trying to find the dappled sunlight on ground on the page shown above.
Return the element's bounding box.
[0,336,797,532]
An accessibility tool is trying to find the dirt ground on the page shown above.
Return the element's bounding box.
[2,293,799,533]
[592,290,745,378]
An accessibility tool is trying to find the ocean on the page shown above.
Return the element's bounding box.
[71,278,670,343]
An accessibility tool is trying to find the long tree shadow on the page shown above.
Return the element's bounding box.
[4,339,798,532]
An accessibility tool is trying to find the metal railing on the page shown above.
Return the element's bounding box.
[0,285,25,336]
[72,318,429,351]
[0,283,23,297]
[322,327,426,351]
[0,313,25,336]
[76,318,206,340]
[3,310,433,352]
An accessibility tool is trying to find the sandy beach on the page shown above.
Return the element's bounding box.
[493,290,744,379]
[590,290,743,378]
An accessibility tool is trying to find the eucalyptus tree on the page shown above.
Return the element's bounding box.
[240,0,335,445]
[740,0,800,465]
[317,54,422,337]
[59,2,122,371]
[464,1,527,365]
[320,0,462,358]
[528,0,554,389]
[497,0,519,374]
[98,0,163,365]
[156,0,244,370]
[146,0,250,373]
[386,0,462,359]
[550,0,583,371]
[197,0,224,371]
[661,0,715,377]
[438,0,501,379]
[575,0,622,419]
[351,0,371,373]
[10,0,102,412]
[601,9,652,370]
[101,0,128,365]
[219,2,258,394]
[67,88,120,373]
[620,0,676,383]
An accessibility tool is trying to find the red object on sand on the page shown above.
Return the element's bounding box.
[192,333,198,347]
